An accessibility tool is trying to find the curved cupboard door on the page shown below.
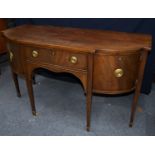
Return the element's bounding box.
[93,51,141,94]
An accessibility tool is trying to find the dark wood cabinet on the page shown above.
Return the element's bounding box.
[0,19,7,54]
[1,25,152,131]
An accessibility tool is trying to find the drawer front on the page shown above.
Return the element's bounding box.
[25,46,51,63]
[50,48,87,70]
[93,52,141,94]
[25,46,87,70]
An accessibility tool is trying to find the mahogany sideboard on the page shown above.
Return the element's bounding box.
[1,25,152,131]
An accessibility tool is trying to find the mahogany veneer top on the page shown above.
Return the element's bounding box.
[2,25,152,52]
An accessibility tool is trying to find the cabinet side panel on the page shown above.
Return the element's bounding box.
[7,41,25,75]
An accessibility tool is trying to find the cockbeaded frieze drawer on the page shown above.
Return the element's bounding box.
[24,46,88,71]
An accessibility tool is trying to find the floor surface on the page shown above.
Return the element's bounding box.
[0,60,155,136]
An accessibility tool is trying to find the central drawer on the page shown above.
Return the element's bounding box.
[24,46,88,70]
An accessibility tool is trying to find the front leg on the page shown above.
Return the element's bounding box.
[86,54,93,131]
[25,75,37,116]
[129,50,148,127]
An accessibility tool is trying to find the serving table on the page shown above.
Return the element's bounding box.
[1,25,152,131]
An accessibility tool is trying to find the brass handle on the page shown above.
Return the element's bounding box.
[32,50,39,58]
[7,44,13,62]
[69,56,78,64]
[9,52,14,62]
[114,68,124,78]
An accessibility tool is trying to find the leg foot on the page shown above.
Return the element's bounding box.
[129,122,133,128]
[26,78,37,116]
[86,126,90,132]
[32,111,37,116]
[17,93,21,98]
[137,105,143,113]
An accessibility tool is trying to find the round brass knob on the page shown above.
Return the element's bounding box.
[69,56,78,64]
[32,50,39,58]
[114,68,124,78]
[9,52,13,62]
